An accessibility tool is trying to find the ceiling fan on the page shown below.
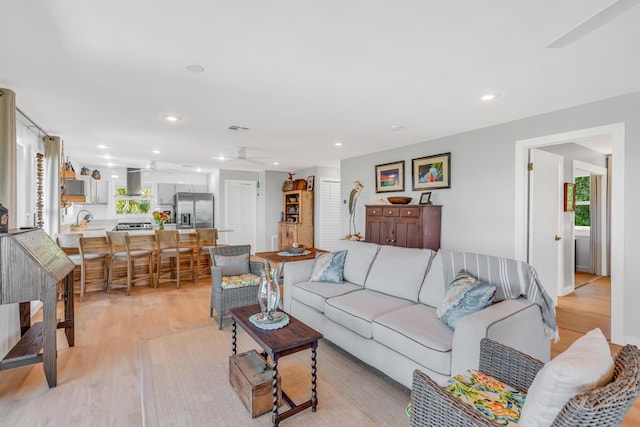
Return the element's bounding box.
[547,0,639,48]
[127,160,183,174]
[214,147,268,165]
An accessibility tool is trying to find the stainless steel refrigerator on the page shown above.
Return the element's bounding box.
[174,192,214,229]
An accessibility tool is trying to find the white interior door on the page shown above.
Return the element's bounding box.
[528,148,563,306]
[224,180,257,250]
[318,178,341,251]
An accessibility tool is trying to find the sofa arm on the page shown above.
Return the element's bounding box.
[451,298,549,376]
[282,259,315,312]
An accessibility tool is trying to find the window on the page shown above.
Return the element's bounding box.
[115,187,151,214]
[574,176,590,227]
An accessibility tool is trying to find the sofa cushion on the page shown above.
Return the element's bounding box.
[518,328,614,427]
[419,250,446,307]
[333,240,380,286]
[324,289,413,339]
[290,281,363,312]
[309,250,347,283]
[364,246,434,302]
[373,304,454,376]
[436,270,496,330]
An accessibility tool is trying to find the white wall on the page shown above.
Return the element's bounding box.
[341,90,640,346]
[261,170,289,251]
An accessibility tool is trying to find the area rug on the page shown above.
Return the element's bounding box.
[139,324,410,426]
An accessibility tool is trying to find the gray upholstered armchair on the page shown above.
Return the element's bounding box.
[410,338,640,426]
[209,245,264,329]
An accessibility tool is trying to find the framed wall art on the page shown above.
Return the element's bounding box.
[375,161,405,193]
[412,152,451,190]
[564,182,576,212]
[419,192,432,205]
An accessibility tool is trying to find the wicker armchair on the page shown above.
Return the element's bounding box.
[410,338,640,427]
[209,245,264,329]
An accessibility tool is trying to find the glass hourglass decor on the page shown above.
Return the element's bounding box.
[257,268,281,321]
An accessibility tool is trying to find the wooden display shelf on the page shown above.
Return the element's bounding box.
[0,321,44,371]
[67,195,86,203]
[61,169,76,179]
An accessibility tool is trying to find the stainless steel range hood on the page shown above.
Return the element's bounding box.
[115,168,150,199]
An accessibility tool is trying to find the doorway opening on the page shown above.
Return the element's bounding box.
[514,123,625,344]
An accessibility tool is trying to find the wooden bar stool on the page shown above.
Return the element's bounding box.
[55,233,108,302]
[155,230,195,288]
[195,228,218,281]
[106,231,153,296]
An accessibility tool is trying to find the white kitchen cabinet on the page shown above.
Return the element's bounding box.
[86,180,109,204]
[175,184,191,193]
[157,183,176,205]
[158,183,208,205]
[192,184,208,192]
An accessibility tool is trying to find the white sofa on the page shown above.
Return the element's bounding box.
[282,240,553,389]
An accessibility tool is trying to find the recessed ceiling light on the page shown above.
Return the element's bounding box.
[334,141,343,147]
[480,93,499,101]
[107,162,114,167]
[186,64,205,73]
[111,175,119,179]
[273,162,280,165]
[163,115,181,122]
[152,149,160,154]
[103,154,111,160]
[196,168,202,173]
[98,144,107,149]
[391,125,404,131]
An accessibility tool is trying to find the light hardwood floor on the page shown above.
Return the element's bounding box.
[553,276,640,426]
[0,276,638,425]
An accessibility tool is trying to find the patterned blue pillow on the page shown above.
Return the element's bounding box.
[436,270,496,329]
[309,250,347,283]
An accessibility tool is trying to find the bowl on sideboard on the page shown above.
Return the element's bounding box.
[387,196,413,205]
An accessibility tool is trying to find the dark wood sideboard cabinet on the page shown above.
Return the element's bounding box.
[365,204,441,250]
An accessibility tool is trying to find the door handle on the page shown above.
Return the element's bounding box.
[555,235,562,241]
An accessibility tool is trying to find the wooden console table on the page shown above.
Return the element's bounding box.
[0,229,76,388]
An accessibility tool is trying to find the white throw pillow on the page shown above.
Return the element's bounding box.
[518,328,614,427]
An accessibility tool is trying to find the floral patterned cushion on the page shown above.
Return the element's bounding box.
[221,273,261,289]
[445,370,526,426]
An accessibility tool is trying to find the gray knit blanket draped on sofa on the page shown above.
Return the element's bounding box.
[439,250,559,341]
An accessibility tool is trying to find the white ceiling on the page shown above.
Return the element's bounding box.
[2,1,639,174]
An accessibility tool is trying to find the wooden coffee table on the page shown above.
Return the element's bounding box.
[229,304,323,426]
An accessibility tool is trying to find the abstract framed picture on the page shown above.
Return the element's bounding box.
[564,183,576,212]
[412,152,451,190]
[375,161,405,193]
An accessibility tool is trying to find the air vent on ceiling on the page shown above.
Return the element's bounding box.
[228,125,250,131]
